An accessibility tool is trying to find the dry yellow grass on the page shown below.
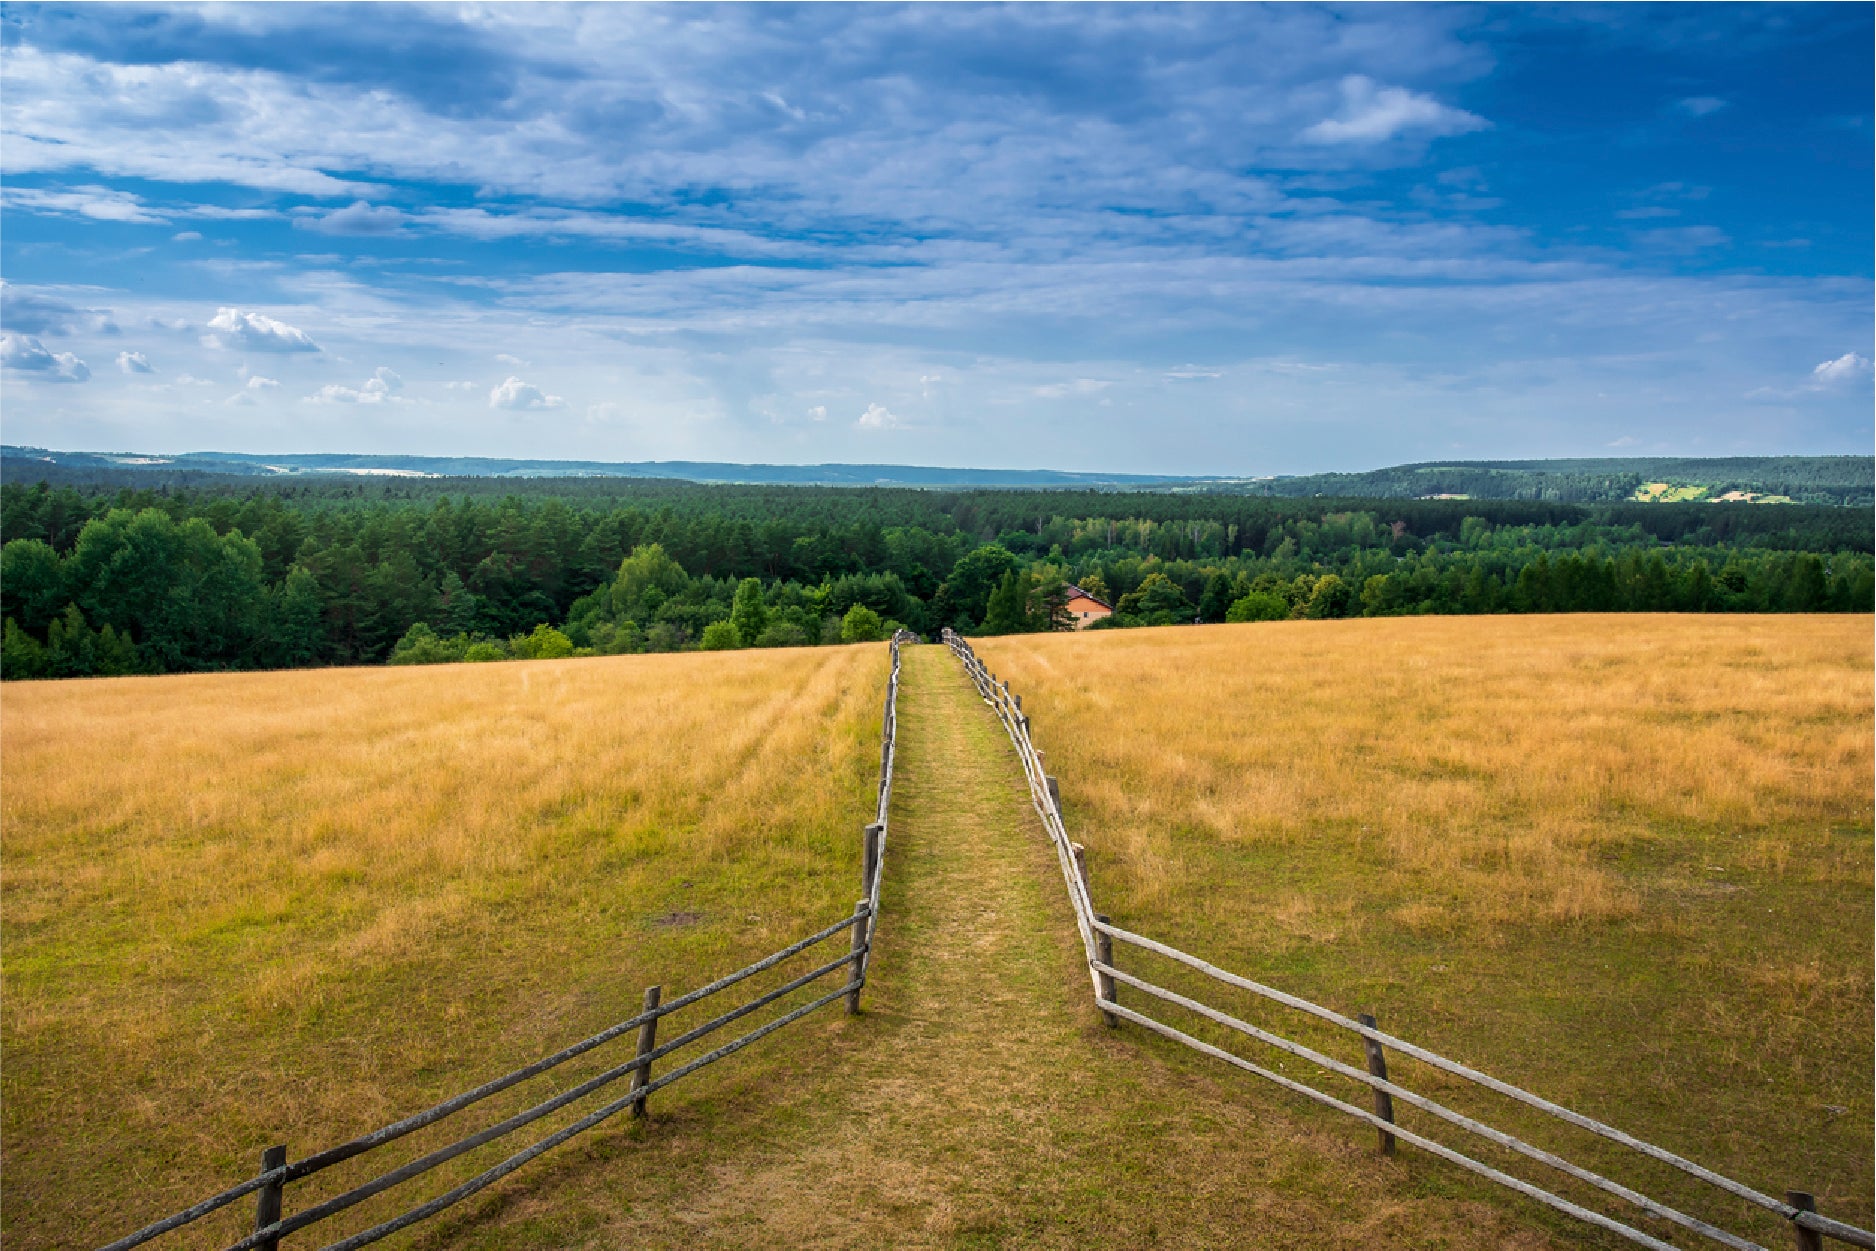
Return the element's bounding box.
[972,614,1874,1237]
[2,646,886,1249]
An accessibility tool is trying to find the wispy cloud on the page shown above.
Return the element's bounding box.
[1301,76,1487,145]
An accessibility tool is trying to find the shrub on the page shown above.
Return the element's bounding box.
[699,620,743,650]
[463,641,507,662]
[754,621,809,647]
[509,623,575,660]
[840,603,885,643]
[1226,592,1289,623]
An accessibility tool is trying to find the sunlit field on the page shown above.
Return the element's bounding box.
[2,646,886,1250]
[972,615,1873,1240]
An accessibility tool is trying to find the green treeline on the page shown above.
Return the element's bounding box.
[1231,456,1875,506]
[2,478,1869,678]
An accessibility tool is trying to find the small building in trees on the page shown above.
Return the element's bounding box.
[1063,585,1113,629]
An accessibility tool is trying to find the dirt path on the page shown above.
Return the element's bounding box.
[454,646,1559,1249]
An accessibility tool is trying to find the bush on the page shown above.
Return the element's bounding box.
[699,620,743,650]
[463,641,507,662]
[1225,592,1289,623]
[1304,573,1354,619]
[509,623,575,660]
[840,603,885,643]
[754,621,809,647]
[389,622,469,665]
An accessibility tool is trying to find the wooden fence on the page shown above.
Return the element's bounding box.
[940,628,1873,1251]
[99,630,916,1251]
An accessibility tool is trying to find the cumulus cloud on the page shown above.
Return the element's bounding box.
[490,375,564,410]
[205,307,320,352]
[495,353,530,367]
[807,404,828,421]
[308,365,405,404]
[1809,353,1871,391]
[1,333,90,381]
[299,200,407,235]
[856,402,901,429]
[246,374,280,389]
[116,349,155,373]
[1302,76,1487,144]
[172,230,203,242]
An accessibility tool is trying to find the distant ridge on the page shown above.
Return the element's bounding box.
[3,446,1869,505]
[0,447,1194,489]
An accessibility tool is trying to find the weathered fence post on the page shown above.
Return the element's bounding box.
[862,822,882,897]
[1071,842,1092,903]
[1047,775,1062,814]
[1357,1012,1396,1156]
[1788,1191,1823,1251]
[1093,914,1118,1028]
[846,900,869,1014]
[630,985,660,1119]
[254,1144,286,1251]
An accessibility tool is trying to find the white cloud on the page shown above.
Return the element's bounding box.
[856,402,901,429]
[807,404,828,421]
[1676,97,1728,117]
[172,230,203,242]
[495,353,530,367]
[172,373,217,387]
[445,380,480,390]
[246,374,280,389]
[308,365,405,404]
[299,200,407,236]
[490,375,564,410]
[225,390,258,406]
[205,307,320,353]
[1809,353,1871,391]
[1033,378,1111,398]
[1,184,169,224]
[2,284,118,335]
[1302,76,1487,145]
[1,333,90,381]
[116,350,155,374]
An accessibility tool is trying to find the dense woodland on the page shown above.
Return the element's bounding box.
[2,476,1870,678]
[1234,456,1875,506]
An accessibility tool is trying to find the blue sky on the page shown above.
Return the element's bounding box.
[1,2,1869,474]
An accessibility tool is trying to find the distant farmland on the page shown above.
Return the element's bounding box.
[972,614,1874,1240]
[0,646,886,1249]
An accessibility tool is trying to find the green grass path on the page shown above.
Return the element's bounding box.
[437,645,1561,1249]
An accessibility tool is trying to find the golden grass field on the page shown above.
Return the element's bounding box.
[972,614,1874,1241]
[2,646,886,1249]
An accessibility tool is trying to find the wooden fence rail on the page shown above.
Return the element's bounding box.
[939,628,1873,1251]
[99,631,916,1251]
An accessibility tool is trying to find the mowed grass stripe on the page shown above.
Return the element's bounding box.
[450,644,1573,1249]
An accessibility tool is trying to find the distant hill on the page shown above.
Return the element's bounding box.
[0,447,1194,490]
[3,447,1869,505]
[1206,456,1873,507]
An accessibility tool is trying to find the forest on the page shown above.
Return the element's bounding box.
[2,475,1870,678]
